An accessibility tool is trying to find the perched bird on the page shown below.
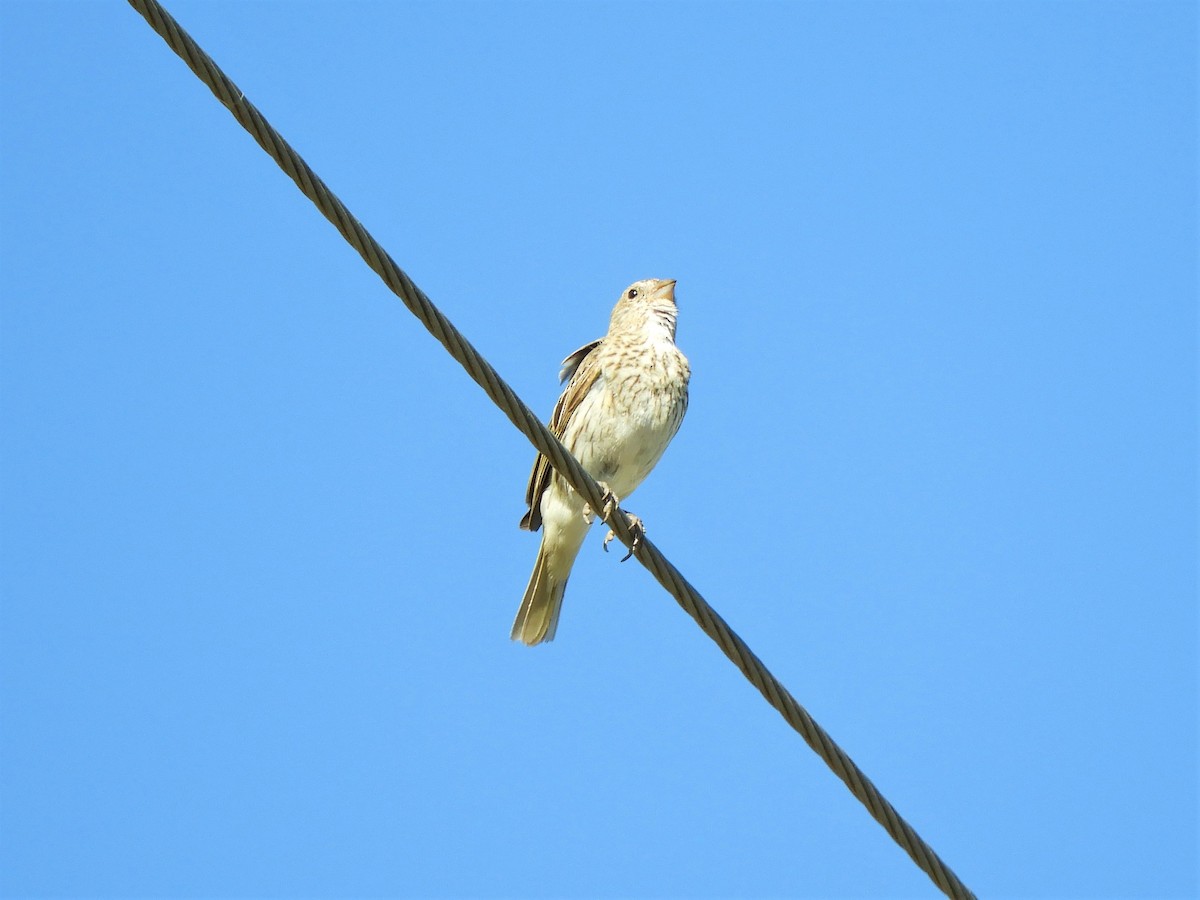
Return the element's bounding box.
[512,278,690,645]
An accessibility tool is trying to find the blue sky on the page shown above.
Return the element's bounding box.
[1,2,1195,897]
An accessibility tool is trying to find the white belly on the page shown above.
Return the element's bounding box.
[562,364,686,501]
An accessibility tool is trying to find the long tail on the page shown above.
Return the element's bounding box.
[510,543,568,645]
[512,518,593,645]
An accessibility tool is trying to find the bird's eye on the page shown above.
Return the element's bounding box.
[627,288,639,299]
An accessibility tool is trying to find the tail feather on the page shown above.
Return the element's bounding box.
[511,544,569,645]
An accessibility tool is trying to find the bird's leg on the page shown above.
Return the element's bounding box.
[603,513,644,562]
[599,481,620,521]
[584,481,619,525]
[588,482,643,561]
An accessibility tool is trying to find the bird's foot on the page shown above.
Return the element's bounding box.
[603,513,644,562]
[583,481,620,525]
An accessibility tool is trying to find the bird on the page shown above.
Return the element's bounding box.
[512,278,690,645]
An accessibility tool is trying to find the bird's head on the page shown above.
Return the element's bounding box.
[609,278,679,340]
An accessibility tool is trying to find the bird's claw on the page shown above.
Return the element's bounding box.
[584,481,620,525]
[599,481,620,521]
[602,514,644,562]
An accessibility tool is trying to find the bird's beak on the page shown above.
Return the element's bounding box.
[657,279,677,300]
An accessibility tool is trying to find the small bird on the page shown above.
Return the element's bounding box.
[512,278,690,645]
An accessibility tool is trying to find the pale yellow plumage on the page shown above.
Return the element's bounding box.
[512,278,690,645]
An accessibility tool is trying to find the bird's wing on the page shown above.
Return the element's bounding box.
[558,339,602,384]
[520,339,605,531]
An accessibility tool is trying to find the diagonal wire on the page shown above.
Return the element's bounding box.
[124,2,976,896]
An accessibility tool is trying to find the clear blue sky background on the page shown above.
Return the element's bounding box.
[1,2,1195,898]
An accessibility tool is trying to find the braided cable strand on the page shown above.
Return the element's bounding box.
[126,2,975,896]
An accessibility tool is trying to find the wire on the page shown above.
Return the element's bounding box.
[125,2,976,896]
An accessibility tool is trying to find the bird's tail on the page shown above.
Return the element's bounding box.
[511,541,570,645]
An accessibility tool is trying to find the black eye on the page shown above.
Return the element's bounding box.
[627,288,639,299]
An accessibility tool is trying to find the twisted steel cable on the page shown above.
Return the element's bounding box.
[125,2,975,896]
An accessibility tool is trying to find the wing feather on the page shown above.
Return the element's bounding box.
[520,339,605,531]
